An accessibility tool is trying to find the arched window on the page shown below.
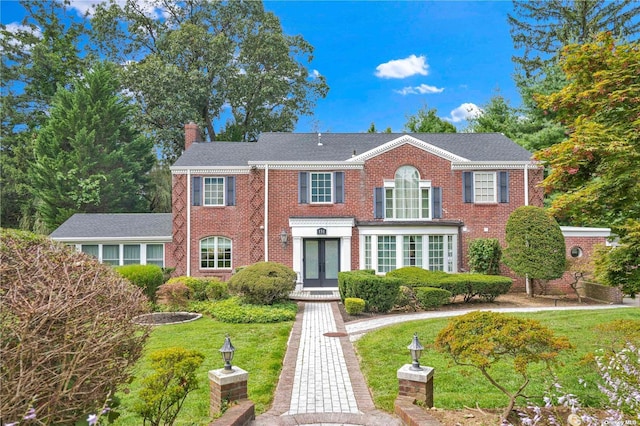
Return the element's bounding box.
[385,166,430,219]
[200,236,232,269]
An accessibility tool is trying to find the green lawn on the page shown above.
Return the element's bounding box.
[112,316,293,425]
[355,308,640,413]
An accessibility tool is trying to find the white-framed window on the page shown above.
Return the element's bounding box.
[474,172,497,203]
[123,245,140,265]
[200,236,232,269]
[310,172,333,203]
[81,245,99,258]
[102,245,120,265]
[146,244,164,266]
[204,177,225,206]
[384,166,431,220]
[360,230,457,274]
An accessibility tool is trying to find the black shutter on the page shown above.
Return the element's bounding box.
[299,172,308,204]
[226,176,236,206]
[432,187,442,219]
[192,176,202,206]
[463,172,473,203]
[498,171,509,203]
[374,187,384,219]
[334,171,344,203]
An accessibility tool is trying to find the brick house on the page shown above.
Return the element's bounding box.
[167,124,551,290]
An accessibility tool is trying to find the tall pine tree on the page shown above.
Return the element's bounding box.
[30,63,154,232]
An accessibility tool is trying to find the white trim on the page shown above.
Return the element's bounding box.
[473,171,498,204]
[524,166,529,206]
[248,161,364,170]
[349,134,468,163]
[451,161,540,170]
[560,226,612,238]
[358,225,459,236]
[202,176,226,206]
[264,164,269,261]
[289,217,355,228]
[171,166,251,175]
[309,171,334,204]
[52,236,172,243]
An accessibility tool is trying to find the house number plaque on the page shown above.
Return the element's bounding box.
[317,228,327,235]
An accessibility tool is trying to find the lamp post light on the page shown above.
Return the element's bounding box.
[219,334,235,372]
[408,332,424,371]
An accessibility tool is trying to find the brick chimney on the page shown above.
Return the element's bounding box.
[184,122,202,151]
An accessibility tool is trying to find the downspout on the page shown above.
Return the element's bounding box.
[524,165,529,206]
[186,169,191,277]
[264,164,269,262]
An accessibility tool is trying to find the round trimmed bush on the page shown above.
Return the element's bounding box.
[344,298,366,315]
[116,264,164,302]
[165,276,228,301]
[415,287,452,309]
[227,261,296,305]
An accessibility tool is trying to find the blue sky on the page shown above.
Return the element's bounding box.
[2,0,522,133]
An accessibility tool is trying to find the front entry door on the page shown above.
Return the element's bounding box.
[303,239,340,287]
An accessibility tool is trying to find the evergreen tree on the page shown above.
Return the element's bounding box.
[404,105,456,133]
[30,63,154,232]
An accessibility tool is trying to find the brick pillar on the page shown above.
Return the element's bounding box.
[184,122,202,151]
[397,364,434,408]
[209,367,248,416]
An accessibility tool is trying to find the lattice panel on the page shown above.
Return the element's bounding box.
[249,169,264,263]
[172,176,187,275]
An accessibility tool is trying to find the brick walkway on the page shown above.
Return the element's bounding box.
[253,302,401,426]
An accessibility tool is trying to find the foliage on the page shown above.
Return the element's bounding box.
[165,276,228,301]
[394,285,419,312]
[338,271,401,313]
[133,347,205,426]
[503,206,566,295]
[434,311,572,420]
[566,255,594,303]
[191,297,297,323]
[29,62,155,232]
[467,238,503,275]
[91,0,328,162]
[593,220,640,298]
[404,104,456,133]
[356,309,639,413]
[466,94,519,138]
[227,261,296,305]
[1,0,90,230]
[156,282,192,310]
[508,0,640,79]
[146,164,172,213]
[535,33,640,231]
[593,319,640,354]
[344,298,366,315]
[385,267,449,287]
[414,287,451,310]
[435,274,512,302]
[116,264,164,302]
[0,228,149,424]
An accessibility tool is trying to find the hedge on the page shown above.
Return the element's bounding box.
[344,298,365,315]
[415,287,452,309]
[438,274,513,302]
[338,271,401,313]
[116,264,164,302]
[386,267,449,287]
[191,298,297,323]
[227,262,296,305]
[165,276,228,301]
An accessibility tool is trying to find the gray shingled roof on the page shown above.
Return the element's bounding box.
[172,133,533,167]
[50,213,172,240]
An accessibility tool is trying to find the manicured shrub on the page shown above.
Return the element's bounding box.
[344,298,365,315]
[134,347,205,426]
[191,297,297,323]
[156,282,192,310]
[0,229,149,424]
[338,271,401,313]
[386,266,449,287]
[437,274,512,302]
[435,311,572,420]
[467,238,502,274]
[116,264,164,302]
[415,287,452,309]
[227,261,296,305]
[165,276,228,301]
[429,276,468,300]
[394,285,419,311]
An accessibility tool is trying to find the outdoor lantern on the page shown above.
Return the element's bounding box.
[408,332,424,371]
[280,229,289,247]
[219,334,235,372]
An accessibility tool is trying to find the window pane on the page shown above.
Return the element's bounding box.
[200,237,232,269]
[421,189,430,219]
[385,188,393,219]
[403,236,422,267]
[377,235,396,273]
[447,236,454,272]
[201,237,216,268]
[428,236,444,271]
[474,172,496,203]
[204,177,224,205]
[146,244,164,267]
[217,238,232,268]
[364,236,372,270]
[305,240,319,279]
[103,245,119,265]
[310,173,332,203]
[395,166,419,219]
[81,245,99,258]
[325,240,339,280]
[123,245,140,265]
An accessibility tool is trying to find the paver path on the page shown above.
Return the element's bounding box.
[253,302,402,426]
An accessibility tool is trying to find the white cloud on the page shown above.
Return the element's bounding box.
[310,69,321,79]
[395,84,444,95]
[446,103,482,123]
[1,23,42,52]
[375,54,429,79]
[68,0,169,19]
